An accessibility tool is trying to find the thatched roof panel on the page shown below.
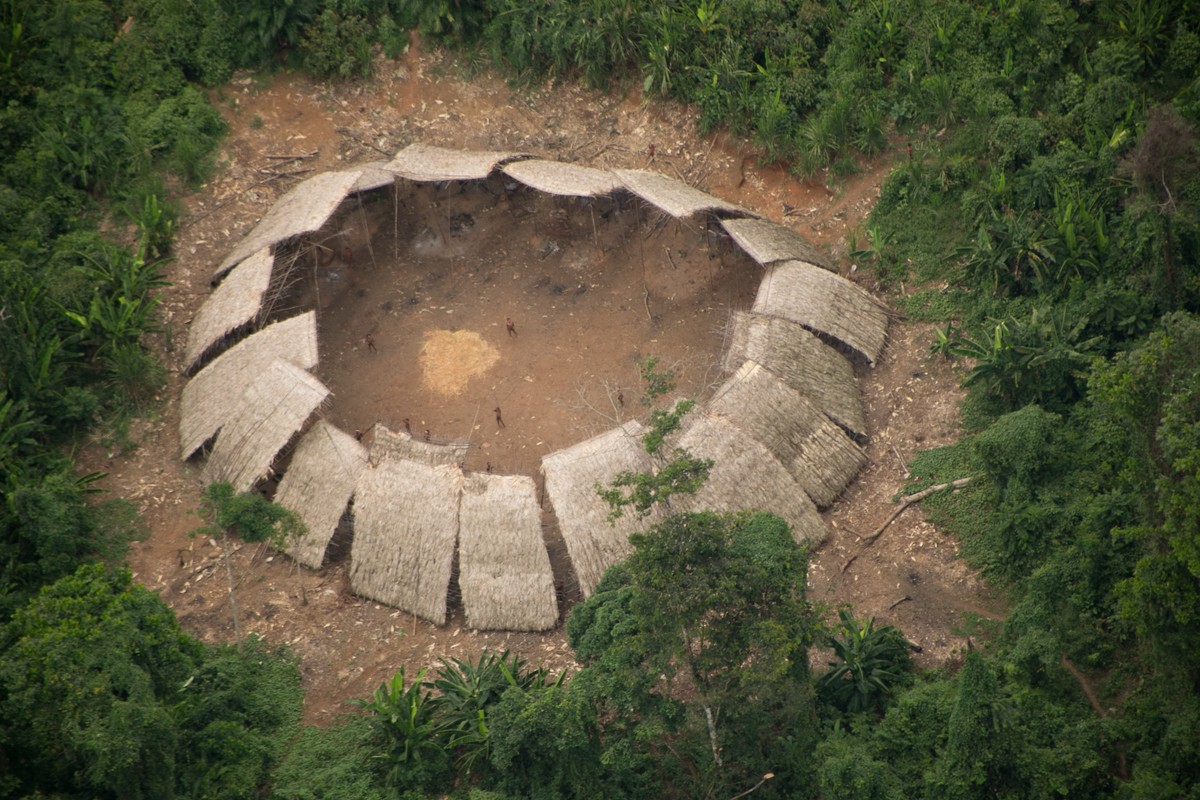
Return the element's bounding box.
[459,474,558,631]
[202,359,329,492]
[274,420,368,569]
[753,260,889,365]
[674,414,829,546]
[351,162,397,193]
[723,311,866,439]
[708,361,866,508]
[180,313,319,459]
[720,217,833,271]
[215,170,362,279]
[350,460,462,624]
[541,421,660,598]
[185,247,274,371]
[501,159,622,197]
[385,143,529,182]
[369,424,470,468]
[613,169,751,219]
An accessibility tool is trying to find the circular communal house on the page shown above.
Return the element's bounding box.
[180,143,889,631]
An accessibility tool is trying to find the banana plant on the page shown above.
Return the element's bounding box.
[819,608,914,714]
[355,667,449,789]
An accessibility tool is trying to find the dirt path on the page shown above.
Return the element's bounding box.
[81,42,1002,725]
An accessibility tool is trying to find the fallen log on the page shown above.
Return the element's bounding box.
[841,477,973,573]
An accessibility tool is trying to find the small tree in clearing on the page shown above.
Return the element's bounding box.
[596,356,713,519]
[195,482,306,652]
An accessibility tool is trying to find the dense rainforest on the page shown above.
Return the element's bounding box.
[1,0,1198,798]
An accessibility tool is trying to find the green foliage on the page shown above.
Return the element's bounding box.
[0,565,303,799]
[238,0,320,65]
[197,482,306,551]
[926,648,1014,800]
[952,306,1103,411]
[269,715,389,800]
[393,0,488,44]
[569,511,821,798]
[1091,313,1200,660]
[596,357,712,519]
[299,9,375,79]
[488,683,604,800]
[428,649,562,778]
[354,667,450,791]
[871,677,957,795]
[174,635,304,799]
[0,565,197,799]
[818,609,915,715]
[0,469,136,619]
[817,732,902,800]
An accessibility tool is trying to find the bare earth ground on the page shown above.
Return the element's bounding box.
[81,41,1004,726]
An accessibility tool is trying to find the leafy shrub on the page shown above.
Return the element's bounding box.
[239,0,321,66]
[175,636,304,799]
[102,343,166,412]
[299,9,375,79]
[0,565,201,798]
[270,715,388,800]
[817,732,902,800]
[354,667,450,791]
[818,609,915,714]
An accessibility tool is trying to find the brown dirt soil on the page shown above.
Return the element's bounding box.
[80,40,1004,727]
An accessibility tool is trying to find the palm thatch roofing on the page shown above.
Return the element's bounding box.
[458,473,558,631]
[214,170,363,279]
[185,247,274,372]
[541,420,660,598]
[352,162,397,193]
[723,311,866,438]
[754,260,889,366]
[369,424,470,468]
[180,312,320,460]
[707,361,866,508]
[385,143,530,182]
[501,159,623,197]
[201,359,330,493]
[350,459,462,625]
[613,169,752,219]
[720,217,834,271]
[274,420,369,569]
[673,414,829,546]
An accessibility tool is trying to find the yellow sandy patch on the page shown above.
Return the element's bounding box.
[419,329,500,396]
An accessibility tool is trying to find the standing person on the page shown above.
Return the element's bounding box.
[364,333,376,353]
[506,317,517,337]
[494,406,505,428]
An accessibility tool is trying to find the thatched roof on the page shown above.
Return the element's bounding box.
[350,459,462,624]
[385,143,529,182]
[502,159,623,197]
[723,311,867,439]
[753,260,889,365]
[202,359,329,492]
[369,424,470,468]
[707,361,866,508]
[614,169,752,219]
[720,217,833,271]
[273,420,368,569]
[180,312,320,459]
[352,162,397,193]
[541,420,660,598]
[185,247,274,371]
[215,170,362,279]
[673,414,829,546]
[458,473,558,631]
